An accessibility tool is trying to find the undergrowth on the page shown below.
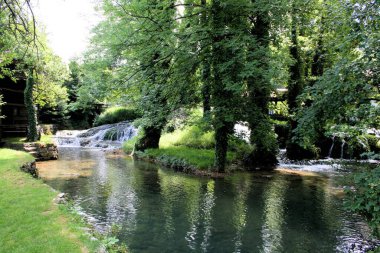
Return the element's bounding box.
[344,166,380,236]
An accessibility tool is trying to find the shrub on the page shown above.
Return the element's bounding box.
[345,166,380,236]
[366,134,380,153]
[93,107,141,127]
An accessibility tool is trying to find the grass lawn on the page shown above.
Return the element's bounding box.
[0,149,99,253]
[3,135,54,145]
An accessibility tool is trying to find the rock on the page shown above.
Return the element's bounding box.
[23,142,59,161]
[80,139,91,147]
[54,192,68,204]
[20,161,38,178]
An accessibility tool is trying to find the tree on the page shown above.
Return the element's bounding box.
[293,0,380,156]
[0,0,37,76]
[245,0,280,167]
[24,70,38,141]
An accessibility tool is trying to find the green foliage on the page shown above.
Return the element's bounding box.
[345,166,380,236]
[79,0,379,169]
[360,152,380,161]
[93,106,141,127]
[33,51,69,109]
[294,0,380,149]
[366,135,380,153]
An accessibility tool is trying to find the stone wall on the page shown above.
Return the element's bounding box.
[23,143,58,161]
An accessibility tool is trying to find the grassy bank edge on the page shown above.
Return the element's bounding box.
[0,148,101,253]
[123,141,239,177]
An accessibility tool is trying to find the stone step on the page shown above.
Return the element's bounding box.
[24,147,37,151]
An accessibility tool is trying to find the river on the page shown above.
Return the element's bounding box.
[37,147,379,253]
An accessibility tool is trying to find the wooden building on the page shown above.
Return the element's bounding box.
[0,75,28,139]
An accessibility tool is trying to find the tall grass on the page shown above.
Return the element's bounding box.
[93,106,141,126]
[160,125,215,149]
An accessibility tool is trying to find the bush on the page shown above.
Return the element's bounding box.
[345,166,380,236]
[366,134,380,153]
[93,107,141,127]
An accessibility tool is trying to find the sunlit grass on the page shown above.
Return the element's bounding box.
[38,134,54,144]
[159,125,215,149]
[0,149,99,252]
[144,146,235,170]
[3,135,54,145]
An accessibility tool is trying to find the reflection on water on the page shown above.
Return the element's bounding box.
[37,148,379,253]
[261,174,288,253]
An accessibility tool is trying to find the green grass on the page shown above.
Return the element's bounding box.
[0,149,99,253]
[38,134,54,144]
[3,135,54,145]
[2,136,27,144]
[144,146,217,170]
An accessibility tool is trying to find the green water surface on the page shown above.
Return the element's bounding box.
[40,148,374,253]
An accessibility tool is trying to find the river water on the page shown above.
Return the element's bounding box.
[37,148,378,253]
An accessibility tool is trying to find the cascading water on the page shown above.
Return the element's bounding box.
[328,136,336,158]
[341,140,346,159]
[54,121,138,149]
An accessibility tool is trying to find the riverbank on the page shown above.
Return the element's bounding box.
[0,149,100,252]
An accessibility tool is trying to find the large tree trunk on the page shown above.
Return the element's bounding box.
[214,123,232,172]
[200,0,211,118]
[210,0,235,172]
[136,125,163,151]
[286,16,311,160]
[24,70,39,142]
[246,7,278,168]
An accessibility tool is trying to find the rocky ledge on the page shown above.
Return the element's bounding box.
[23,143,58,161]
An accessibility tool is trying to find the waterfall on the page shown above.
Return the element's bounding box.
[328,136,336,158]
[340,140,346,159]
[54,121,138,149]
